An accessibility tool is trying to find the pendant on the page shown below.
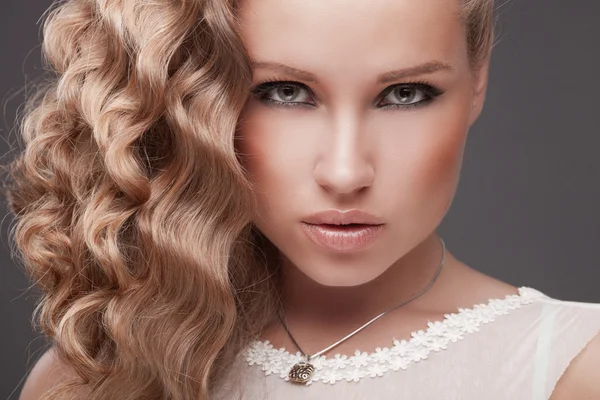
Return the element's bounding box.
[288,361,315,384]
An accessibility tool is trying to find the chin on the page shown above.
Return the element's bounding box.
[297,260,387,287]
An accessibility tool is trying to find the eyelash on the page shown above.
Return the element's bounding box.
[249,77,445,110]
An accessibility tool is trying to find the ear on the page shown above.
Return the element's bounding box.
[468,56,491,127]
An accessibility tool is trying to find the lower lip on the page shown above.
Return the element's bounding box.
[300,222,384,253]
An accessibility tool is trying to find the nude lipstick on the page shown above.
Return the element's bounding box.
[301,209,384,253]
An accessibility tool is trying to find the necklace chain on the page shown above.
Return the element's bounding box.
[277,236,446,361]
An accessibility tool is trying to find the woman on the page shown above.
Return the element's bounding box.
[11,0,600,398]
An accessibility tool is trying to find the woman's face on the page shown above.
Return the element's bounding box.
[235,0,489,287]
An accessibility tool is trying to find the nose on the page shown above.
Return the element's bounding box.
[313,112,375,195]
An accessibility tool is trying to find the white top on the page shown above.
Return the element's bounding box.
[211,287,600,399]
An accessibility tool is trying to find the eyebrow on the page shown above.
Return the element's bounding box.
[250,60,453,84]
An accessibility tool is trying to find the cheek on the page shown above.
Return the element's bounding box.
[237,104,277,181]
[408,103,470,211]
[235,103,309,211]
[421,114,467,189]
[376,99,471,220]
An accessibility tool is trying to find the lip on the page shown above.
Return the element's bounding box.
[301,209,385,253]
[301,222,384,253]
[302,209,385,225]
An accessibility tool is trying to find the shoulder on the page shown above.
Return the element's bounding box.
[540,293,600,399]
[526,294,600,399]
[19,346,81,400]
[549,330,600,399]
[532,293,600,321]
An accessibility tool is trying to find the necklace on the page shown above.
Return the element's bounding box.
[276,236,446,384]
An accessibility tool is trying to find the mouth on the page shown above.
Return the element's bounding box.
[309,222,381,229]
[300,222,384,253]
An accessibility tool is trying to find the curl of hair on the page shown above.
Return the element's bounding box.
[2,0,495,398]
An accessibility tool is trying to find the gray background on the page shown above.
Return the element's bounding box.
[1,0,598,398]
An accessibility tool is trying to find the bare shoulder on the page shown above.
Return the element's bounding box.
[549,331,600,400]
[19,347,81,400]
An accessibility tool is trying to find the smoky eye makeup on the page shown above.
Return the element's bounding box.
[250,79,316,109]
[249,77,446,110]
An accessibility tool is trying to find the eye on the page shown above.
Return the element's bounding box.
[378,83,443,109]
[250,80,315,108]
[250,79,444,110]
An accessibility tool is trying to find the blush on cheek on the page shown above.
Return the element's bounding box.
[237,105,321,187]
[394,124,467,234]
[430,126,466,177]
[235,109,273,177]
[419,118,470,207]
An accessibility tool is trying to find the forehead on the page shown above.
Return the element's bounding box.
[237,0,469,79]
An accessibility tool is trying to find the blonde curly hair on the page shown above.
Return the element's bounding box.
[3,0,495,398]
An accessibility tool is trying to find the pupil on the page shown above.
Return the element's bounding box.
[280,86,297,100]
[396,87,414,102]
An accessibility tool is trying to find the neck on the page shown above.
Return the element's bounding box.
[278,232,450,328]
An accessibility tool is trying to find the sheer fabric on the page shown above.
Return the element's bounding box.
[211,287,600,399]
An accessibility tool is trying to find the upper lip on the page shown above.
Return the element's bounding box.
[302,209,385,225]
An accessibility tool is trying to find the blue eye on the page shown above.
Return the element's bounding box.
[250,80,444,109]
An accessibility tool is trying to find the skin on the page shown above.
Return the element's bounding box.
[237,0,480,291]
[235,0,505,336]
[232,0,600,398]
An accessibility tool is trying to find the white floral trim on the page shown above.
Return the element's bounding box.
[243,286,547,385]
